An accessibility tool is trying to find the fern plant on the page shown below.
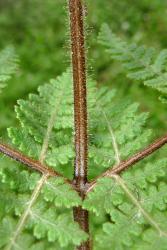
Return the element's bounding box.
[98,23,167,99]
[1,1,167,250]
[0,46,18,94]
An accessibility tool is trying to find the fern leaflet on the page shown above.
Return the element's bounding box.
[98,24,167,97]
[0,46,18,93]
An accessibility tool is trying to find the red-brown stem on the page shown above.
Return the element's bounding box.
[68,0,90,249]
[0,143,72,183]
[86,134,167,193]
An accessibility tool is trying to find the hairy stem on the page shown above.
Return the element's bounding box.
[69,0,88,189]
[87,134,167,193]
[68,0,90,249]
[0,143,61,177]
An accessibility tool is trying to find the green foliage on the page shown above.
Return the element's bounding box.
[2,68,166,249]
[84,157,167,250]
[7,71,151,180]
[0,216,86,250]
[83,178,124,216]
[1,1,167,250]
[88,81,151,178]
[42,177,82,208]
[0,0,166,133]
[8,71,74,177]
[0,71,88,249]
[0,46,18,93]
[1,65,157,250]
[29,207,87,247]
[98,24,167,97]
[95,210,142,250]
[84,158,167,215]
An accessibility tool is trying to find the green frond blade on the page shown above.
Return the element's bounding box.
[8,70,74,177]
[98,24,167,98]
[1,69,165,250]
[42,177,82,208]
[0,71,86,250]
[88,82,151,178]
[0,46,18,93]
[29,207,88,247]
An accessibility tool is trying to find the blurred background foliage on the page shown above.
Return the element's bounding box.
[0,0,167,135]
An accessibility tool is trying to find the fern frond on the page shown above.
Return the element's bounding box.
[0,46,18,93]
[8,70,74,176]
[84,158,167,250]
[42,177,82,208]
[0,71,85,250]
[98,24,167,95]
[84,81,167,249]
[0,216,82,250]
[7,71,151,180]
[29,208,87,247]
[1,70,164,249]
[88,81,151,178]
[95,217,167,250]
[94,209,142,250]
